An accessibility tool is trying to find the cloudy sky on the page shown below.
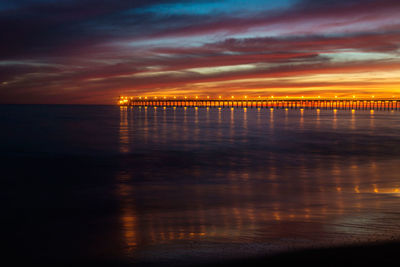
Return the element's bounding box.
[1,0,400,104]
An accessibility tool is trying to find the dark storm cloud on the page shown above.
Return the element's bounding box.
[211,32,400,54]
[2,0,398,59]
[0,0,207,58]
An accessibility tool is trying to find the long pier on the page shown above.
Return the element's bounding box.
[119,97,400,110]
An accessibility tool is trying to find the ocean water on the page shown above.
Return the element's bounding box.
[1,105,400,265]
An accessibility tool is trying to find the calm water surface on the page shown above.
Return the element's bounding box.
[1,105,400,264]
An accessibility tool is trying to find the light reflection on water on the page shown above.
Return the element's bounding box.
[117,107,400,261]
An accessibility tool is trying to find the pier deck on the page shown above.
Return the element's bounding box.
[119,97,400,110]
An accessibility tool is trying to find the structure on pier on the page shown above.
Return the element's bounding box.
[118,96,400,110]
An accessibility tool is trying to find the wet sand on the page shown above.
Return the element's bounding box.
[6,241,399,266]
[209,241,400,267]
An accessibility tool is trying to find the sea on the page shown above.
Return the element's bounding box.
[1,105,400,265]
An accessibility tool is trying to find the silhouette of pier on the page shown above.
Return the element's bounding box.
[119,97,400,110]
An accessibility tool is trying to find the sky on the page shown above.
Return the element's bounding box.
[1,0,400,104]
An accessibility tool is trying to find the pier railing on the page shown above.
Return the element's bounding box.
[118,98,400,110]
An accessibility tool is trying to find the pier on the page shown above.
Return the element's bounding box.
[119,97,400,110]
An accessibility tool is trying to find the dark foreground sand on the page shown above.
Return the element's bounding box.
[10,241,399,267]
[206,241,400,267]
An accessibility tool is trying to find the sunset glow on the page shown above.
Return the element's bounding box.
[1,0,400,104]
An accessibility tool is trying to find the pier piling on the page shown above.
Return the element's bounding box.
[119,97,399,111]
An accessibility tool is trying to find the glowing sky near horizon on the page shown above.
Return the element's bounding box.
[1,0,400,104]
